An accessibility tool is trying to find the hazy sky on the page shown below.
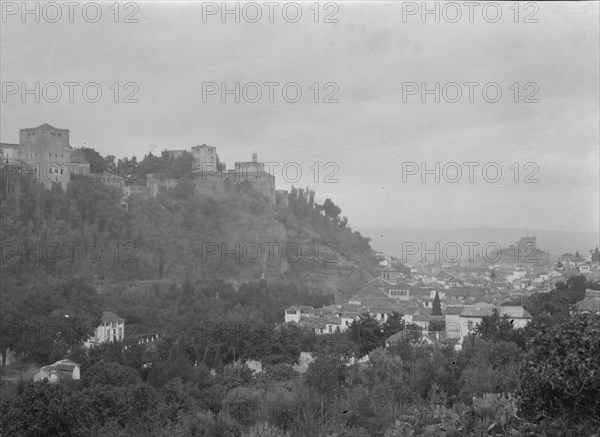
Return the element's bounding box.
[2,1,598,233]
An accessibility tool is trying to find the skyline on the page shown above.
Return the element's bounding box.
[2,1,599,233]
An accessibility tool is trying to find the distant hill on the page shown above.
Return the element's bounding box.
[363,227,600,262]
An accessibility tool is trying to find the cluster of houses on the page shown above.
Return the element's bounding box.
[31,273,599,384]
[284,251,600,349]
[284,266,533,349]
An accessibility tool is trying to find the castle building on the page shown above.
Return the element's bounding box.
[2,125,282,205]
[191,144,223,174]
[165,145,277,203]
[230,152,275,203]
[0,124,89,189]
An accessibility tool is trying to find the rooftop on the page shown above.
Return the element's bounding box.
[102,311,125,323]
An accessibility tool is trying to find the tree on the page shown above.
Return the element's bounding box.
[459,339,523,401]
[173,177,195,199]
[319,198,341,221]
[83,360,140,387]
[350,313,383,358]
[521,275,596,324]
[304,352,348,425]
[518,313,600,429]
[474,308,522,345]
[432,292,442,316]
[382,312,405,339]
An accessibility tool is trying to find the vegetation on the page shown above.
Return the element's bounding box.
[2,276,599,436]
[1,149,599,435]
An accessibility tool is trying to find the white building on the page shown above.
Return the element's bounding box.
[34,359,80,383]
[445,303,532,341]
[284,306,314,323]
[86,311,125,347]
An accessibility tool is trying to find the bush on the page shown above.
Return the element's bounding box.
[518,313,600,427]
[221,386,264,427]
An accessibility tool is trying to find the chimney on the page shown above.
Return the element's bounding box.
[252,152,257,162]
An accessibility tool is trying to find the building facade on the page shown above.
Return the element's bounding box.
[86,311,125,346]
[1,124,89,189]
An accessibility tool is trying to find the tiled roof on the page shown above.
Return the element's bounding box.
[447,287,486,297]
[573,298,600,313]
[585,289,600,299]
[287,305,313,311]
[392,305,420,315]
[498,306,532,319]
[412,315,444,322]
[299,319,326,329]
[472,297,494,304]
[445,305,466,315]
[102,311,125,323]
[459,303,495,318]
[386,330,412,344]
[458,304,532,319]
[52,359,79,371]
[411,289,431,298]
[323,317,342,325]
[365,277,398,289]
[414,307,432,316]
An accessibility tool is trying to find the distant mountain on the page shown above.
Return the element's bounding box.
[362,227,600,262]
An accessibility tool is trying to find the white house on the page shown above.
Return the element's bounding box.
[284,306,314,323]
[86,311,125,347]
[446,303,532,341]
[34,359,80,383]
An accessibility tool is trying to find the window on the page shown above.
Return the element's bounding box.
[468,321,473,330]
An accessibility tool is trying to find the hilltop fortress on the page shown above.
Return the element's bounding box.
[147,144,283,204]
[1,124,289,205]
[0,124,89,189]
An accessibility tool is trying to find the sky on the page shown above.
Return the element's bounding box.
[1,1,599,234]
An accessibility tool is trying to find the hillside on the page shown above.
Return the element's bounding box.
[0,163,379,303]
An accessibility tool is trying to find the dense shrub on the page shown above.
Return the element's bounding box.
[518,313,600,428]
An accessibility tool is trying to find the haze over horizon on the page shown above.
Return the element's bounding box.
[363,226,600,260]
